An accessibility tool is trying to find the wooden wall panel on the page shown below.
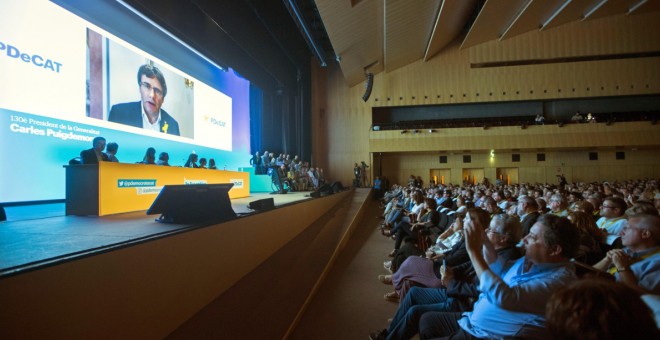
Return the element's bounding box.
[374,149,660,186]
[471,11,660,63]
[369,122,660,153]
[312,11,660,188]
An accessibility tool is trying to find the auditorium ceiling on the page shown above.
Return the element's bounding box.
[313,0,660,87]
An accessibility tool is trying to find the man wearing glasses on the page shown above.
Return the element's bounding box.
[593,214,660,294]
[108,64,180,136]
[597,197,628,246]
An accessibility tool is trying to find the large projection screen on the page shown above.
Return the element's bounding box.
[0,0,252,203]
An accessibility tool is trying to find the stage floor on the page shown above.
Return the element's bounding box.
[0,192,312,276]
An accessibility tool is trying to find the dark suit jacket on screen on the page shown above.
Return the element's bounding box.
[80,148,110,164]
[108,101,180,136]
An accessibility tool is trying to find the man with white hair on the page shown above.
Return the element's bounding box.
[594,214,660,294]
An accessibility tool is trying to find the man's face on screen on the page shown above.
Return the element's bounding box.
[139,75,164,116]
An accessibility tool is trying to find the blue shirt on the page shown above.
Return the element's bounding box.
[616,246,660,294]
[458,256,576,339]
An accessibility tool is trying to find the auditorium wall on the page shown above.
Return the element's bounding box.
[377,148,660,186]
[311,11,660,187]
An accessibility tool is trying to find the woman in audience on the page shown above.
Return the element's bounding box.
[455,196,468,213]
[536,198,548,214]
[567,211,603,264]
[571,200,595,216]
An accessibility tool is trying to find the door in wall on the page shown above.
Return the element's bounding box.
[430,169,451,186]
[462,168,485,185]
[496,168,519,185]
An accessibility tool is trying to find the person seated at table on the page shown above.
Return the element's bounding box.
[184,153,199,168]
[138,147,156,164]
[80,136,109,164]
[198,157,208,169]
[208,158,217,169]
[105,142,119,162]
[156,152,170,166]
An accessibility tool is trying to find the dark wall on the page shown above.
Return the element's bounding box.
[374,95,660,124]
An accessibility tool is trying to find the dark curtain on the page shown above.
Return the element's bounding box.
[249,68,311,163]
[249,83,263,154]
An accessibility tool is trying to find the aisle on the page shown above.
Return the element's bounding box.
[289,196,398,339]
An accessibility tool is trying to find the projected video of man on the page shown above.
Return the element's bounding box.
[108,64,180,136]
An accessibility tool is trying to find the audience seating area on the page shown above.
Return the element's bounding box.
[369,178,660,339]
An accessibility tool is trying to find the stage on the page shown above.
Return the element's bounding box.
[0,191,313,276]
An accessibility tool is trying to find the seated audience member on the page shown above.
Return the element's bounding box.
[385,197,438,269]
[418,214,579,339]
[156,152,170,166]
[383,191,424,244]
[425,213,466,257]
[626,201,659,217]
[371,213,523,340]
[571,200,595,216]
[597,196,628,246]
[567,191,582,210]
[454,196,469,214]
[592,214,660,294]
[184,153,199,168]
[80,136,109,164]
[208,158,217,169]
[383,209,491,302]
[549,193,569,216]
[517,195,540,237]
[482,197,502,217]
[493,190,507,210]
[567,211,603,264]
[587,196,602,220]
[139,147,156,164]
[546,279,659,340]
[536,198,548,214]
[198,157,208,169]
[105,142,119,162]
